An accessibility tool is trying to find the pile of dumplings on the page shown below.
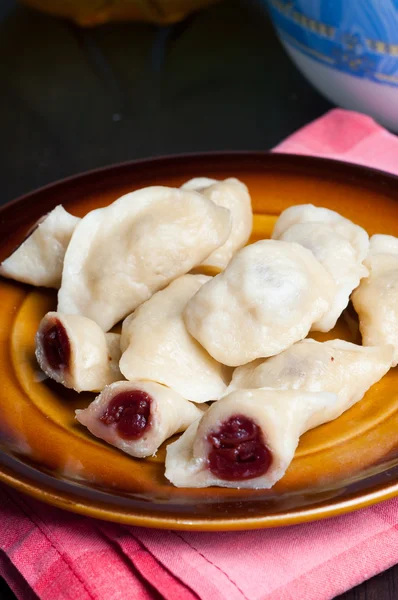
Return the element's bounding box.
[1,176,397,490]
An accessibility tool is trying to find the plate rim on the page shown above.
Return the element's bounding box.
[2,150,398,216]
[1,456,398,530]
[2,150,398,531]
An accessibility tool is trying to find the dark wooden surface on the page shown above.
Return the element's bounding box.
[0,1,396,599]
[0,579,17,600]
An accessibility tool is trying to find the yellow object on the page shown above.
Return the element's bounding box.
[20,0,219,26]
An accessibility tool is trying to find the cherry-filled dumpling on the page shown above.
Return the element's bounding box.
[120,274,230,403]
[181,177,253,270]
[184,240,336,367]
[0,205,79,288]
[58,186,232,331]
[76,380,206,458]
[35,312,122,392]
[165,388,337,489]
[352,234,398,366]
[227,339,393,419]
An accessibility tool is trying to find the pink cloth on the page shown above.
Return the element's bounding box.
[274,108,398,176]
[2,108,398,600]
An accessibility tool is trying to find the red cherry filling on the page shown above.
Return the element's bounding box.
[100,390,152,440]
[207,415,272,481]
[42,320,70,371]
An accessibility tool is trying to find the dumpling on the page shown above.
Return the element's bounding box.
[184,240,336,367]
[272,205,369,331]
[120,275,230,403]
[227,339,393,418]
[35,312,122,392]
[367,234,398,255]
[0,205,79,288]
[352,234,398,366]
[181,178,253,270]
[181,177,218,191]
[272,204,369,260]
[274,223,368,331]
[76,380,206,458]
[58,186,231,331]
[165,388,337,489]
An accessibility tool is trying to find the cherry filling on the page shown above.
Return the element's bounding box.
[100,391,152,440]
[42,320,70,372]
[207,415,272,481]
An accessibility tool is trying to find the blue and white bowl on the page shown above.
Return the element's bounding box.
[267,0,398,131]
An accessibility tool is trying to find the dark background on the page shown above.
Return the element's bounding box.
[0,0,333,203]
[0,1,396,598]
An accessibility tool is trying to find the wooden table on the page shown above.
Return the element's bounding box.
[0,1,396,598]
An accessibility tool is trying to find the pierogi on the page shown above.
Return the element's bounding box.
[35,312,122,392]
[352,234,398,366]
[76,380,206,458]
[272,204,369,259]
[165,388,337,489]
[0,205,79,288]
[272,205,369,331]
[182,177,252,270]
[120,275,230,403]
[227,338,393,420]
[58,186,232,331]
[184,240,336,366]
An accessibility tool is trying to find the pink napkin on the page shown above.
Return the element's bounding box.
[2,108,398,600]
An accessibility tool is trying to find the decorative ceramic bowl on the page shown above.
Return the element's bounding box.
[266,0,398,131]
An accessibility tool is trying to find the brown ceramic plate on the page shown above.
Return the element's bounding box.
[1,152,398,531]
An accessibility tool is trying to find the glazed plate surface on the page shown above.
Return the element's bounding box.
[1,152,398,530]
